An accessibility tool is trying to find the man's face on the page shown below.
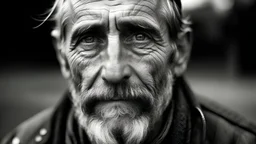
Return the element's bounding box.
[58,0,178,143]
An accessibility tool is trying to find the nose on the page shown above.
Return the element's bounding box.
[102,63,131,83]
[102,36,131,83]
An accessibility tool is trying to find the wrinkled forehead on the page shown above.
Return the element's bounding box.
[69,0,160,23]
[56,0,182,40]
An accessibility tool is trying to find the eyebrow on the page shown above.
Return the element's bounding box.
[117,16,161,36]
[71,20,107,41]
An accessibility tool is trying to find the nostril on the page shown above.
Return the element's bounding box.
[123,75,130,80]
[102,74,130,83]
[102,77,107,82]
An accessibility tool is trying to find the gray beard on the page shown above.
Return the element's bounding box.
[70,70,174,144]
[78,111,150,144]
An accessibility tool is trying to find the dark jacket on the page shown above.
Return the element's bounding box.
[1,77,256,144]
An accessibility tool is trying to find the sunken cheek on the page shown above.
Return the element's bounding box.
[144,51,169,77]
[65,49,95,86]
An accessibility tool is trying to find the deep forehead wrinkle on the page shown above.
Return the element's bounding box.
[72,0,159,25]
[126,0,156,15]
[72,1,108,22]
[74,10,106,24]
[72,0,157,15]
[66,0,165,36]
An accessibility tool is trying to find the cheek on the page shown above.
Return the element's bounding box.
[144,47,170,75]
[66,50,102,92]
[131,47,171,93]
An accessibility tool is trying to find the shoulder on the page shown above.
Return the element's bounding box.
[1,108,54,144]
[198,96,256,144]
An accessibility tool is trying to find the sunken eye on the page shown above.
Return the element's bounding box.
[123,32,152,44]
[82,36,95,43]
[72,34,105,51]
[134,33,149,41]
[77,35,105,46]
[135,34,146,41]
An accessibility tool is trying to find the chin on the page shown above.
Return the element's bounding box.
[76,100,151,144]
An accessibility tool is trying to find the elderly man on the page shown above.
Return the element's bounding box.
[1,0,256,144]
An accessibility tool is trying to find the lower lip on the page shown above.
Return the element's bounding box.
[94,100,140,112]
[96,100,137,108]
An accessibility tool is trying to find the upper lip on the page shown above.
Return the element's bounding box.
[83,96,152,115]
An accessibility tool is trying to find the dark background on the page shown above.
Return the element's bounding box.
[1,0,57,66]
[1,0,256,140]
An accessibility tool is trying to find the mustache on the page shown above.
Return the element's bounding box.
[80,82,155,115]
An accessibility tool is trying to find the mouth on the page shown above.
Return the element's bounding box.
[83,96,152,115]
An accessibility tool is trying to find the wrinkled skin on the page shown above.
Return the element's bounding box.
[52,0,191,143]
[65,0,172,91]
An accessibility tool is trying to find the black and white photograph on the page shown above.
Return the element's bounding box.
[1,0,256,144]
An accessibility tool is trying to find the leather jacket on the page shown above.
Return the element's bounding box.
[1,77,256,144]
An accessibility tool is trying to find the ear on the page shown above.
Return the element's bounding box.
[173,27,192,76]
[51,29,71,79]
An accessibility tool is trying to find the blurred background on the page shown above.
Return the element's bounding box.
[1,0,256,139]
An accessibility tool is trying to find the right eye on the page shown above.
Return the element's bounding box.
[76,35,104,47]
[73,35,106,53]
[82,36,96,43]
